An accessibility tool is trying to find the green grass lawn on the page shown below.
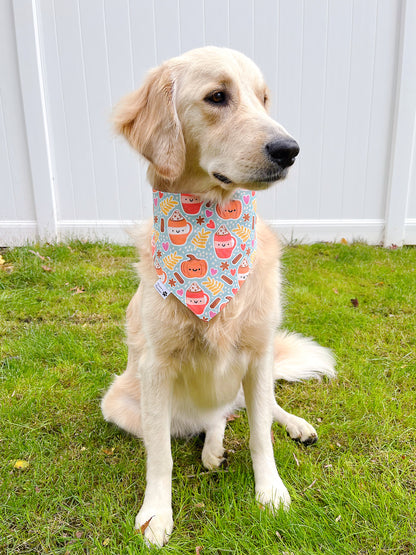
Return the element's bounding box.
[1,241,415,554]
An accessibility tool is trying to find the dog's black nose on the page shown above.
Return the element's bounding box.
[265,138,300,168]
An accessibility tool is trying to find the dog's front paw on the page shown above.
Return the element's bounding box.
[286,415,318,446]
[256,480,291,512]
[136,508,173,547]
[201,444,225,470]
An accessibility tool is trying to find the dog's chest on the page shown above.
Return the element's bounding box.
[172,346,248,410]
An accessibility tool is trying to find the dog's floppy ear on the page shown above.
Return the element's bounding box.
[113,65,185,181]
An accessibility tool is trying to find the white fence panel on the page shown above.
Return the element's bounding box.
[0,0,37,245]
[384,0,416,246]
[1,0,416,246]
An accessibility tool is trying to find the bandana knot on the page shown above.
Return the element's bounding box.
[152,190,257,321]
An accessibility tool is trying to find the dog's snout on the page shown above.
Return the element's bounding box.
[265,138,300,168]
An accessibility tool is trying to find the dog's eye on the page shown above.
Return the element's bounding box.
[205,91,227,105]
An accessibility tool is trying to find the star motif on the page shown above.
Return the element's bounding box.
[243,213,250,222]
[168,278,176,287]
[220,262,229,270]
[196,216,205,225]
[154,216,158,223]
[157,250,162,258]
[246,248,251,256]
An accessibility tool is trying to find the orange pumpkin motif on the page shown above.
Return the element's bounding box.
[181,254,208,278]
[216,199,242,219]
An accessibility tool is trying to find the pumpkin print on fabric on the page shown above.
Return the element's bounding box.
[181,255,208,278]
[152,189,257,321]
[216,199,242,219]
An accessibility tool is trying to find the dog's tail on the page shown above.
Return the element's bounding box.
[274,331,336,382]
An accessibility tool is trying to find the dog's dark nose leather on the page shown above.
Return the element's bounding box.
[265,138,300,168]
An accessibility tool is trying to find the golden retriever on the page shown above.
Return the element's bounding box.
[101,46,335,547]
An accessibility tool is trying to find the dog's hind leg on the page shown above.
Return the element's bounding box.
[101,289,145,437]
[272,401,318,445]
[271,330,335,445]
[101,350,143,437]
[201,415,227,470]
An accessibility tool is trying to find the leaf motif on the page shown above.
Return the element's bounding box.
[163,251,183,270]
[192,228,211,249]
[160,196,179,215]
[232,224,251,242]
[202,277,224,295]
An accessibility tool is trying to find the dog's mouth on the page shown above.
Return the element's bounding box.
[213,168,288,187]
[213,172,233,184]
[253,168,289,183]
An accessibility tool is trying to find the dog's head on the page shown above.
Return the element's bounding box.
[114,46,299,201]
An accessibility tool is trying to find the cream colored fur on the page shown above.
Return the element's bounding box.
[101,46,335,547]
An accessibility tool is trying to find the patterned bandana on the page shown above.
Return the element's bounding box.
[152,189,257,321]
